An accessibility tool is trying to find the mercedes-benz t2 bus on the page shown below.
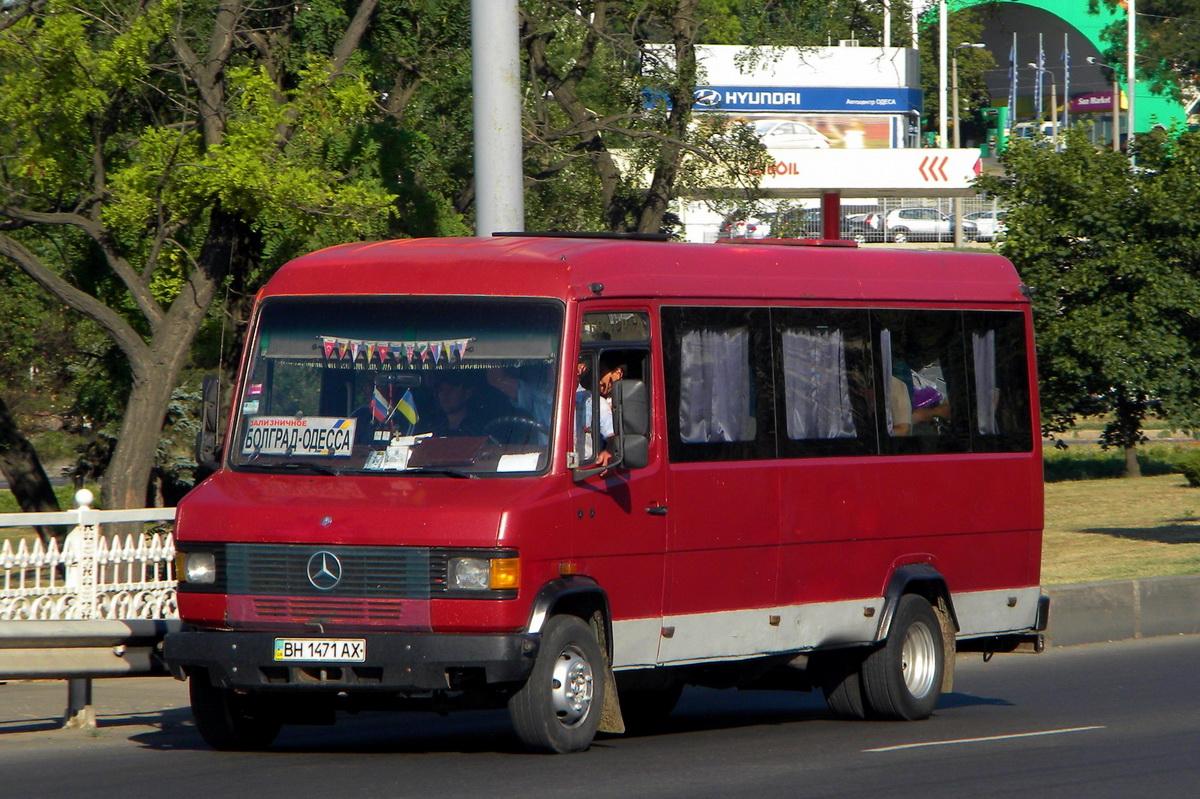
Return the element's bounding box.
[165,234,1047,753]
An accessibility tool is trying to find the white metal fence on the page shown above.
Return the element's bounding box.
[0,490,177,622]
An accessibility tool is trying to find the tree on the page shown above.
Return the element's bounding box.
[519,0,899,233]
[978,128,1200,476]
[1091,0,1200,102]
[918,4,997,144]
[0,0,394,509]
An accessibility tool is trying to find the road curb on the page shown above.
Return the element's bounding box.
[1045,575,1200,647]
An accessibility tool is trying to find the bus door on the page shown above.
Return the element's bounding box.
[569,310,667,670]
[658,305,781,665]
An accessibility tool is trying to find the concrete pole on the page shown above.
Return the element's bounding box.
[1127,0,1136,149]
[952,48,963,248]
[938,0,948,148]
[471,0,524,236]
[1113,78,1120,151]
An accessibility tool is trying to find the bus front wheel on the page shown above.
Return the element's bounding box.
[508,614,606,753]
[861,594,944,720]
[189,671,283,751]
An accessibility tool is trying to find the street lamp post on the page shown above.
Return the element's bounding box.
[952,43,984,247]
[1087,56,1120,152]
[1028,62,1058,145]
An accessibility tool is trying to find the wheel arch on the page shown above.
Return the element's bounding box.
[875,563,959,642]
[526,576,613,660]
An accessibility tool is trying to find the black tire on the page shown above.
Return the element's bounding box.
[861,594,944,720]
[189,671,283,751]
[618,681,684,733]
[817,649,869,720]
[508,614,606,753]
[891,228,909,244]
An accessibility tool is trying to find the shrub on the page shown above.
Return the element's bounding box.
[1172,450,1200,488]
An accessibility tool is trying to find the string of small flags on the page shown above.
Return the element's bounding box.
[319,336,473,367]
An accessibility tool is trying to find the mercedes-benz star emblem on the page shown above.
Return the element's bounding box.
[306,551,343,591]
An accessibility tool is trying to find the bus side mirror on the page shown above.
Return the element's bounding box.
[612,379,649,469]
[194,374,221,473]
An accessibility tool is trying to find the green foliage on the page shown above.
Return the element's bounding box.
[979,127,1200,455]
[1091,0,1200,102]
[917,5,996,139]
[1043,444,1183,482]
[1173,449,1200,488]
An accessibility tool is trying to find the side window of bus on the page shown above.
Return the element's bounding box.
[576,312,652,466]
[774,309,877,457]
[966,311,1033,452]
[874,310,970,453]
[662,306,774,462]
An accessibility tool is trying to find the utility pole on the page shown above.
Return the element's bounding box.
[471,0,524,236]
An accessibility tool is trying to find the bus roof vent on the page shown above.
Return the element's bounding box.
[715,238,859,248]
[493,231,674,242]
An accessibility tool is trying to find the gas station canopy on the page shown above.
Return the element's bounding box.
[715,148,984,199]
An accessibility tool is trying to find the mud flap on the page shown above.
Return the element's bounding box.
[936,599,956,694]
[597,660,625,734]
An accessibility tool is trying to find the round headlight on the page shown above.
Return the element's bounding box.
[184,552,217,584]
[449,557,490,590]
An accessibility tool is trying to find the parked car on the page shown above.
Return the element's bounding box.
[964,210,1008,242]
[753,118,831,149]
[718,215,771,239]
[772,207,886,243]
[880,208,978,244]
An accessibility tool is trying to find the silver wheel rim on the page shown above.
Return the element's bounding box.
[900,620,938,699]
[550,643,594,727]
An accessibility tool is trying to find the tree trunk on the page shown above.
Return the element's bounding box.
[101,207,256,510]
[102,358,186,511]
[0,393,66,543]
[1124,444,1141,479]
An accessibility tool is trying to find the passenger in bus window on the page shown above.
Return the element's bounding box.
[598,355,627,415]
[575,355,613,466]
[889,374,913,436]
[487,365,553,430]
[909,360,952,433]
[428,371,496,437]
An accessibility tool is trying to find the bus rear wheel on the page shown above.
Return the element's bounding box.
[189,671,283,751]
[861,594,944,720]
[818,649,868,720]
[508,614,606,753]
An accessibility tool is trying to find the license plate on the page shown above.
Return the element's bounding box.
[273,638,366,663]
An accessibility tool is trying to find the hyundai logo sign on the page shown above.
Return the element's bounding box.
[306,551,343,591]
[693,88,722,106]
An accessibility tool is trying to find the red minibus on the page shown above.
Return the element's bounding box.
[165,234,1047,753]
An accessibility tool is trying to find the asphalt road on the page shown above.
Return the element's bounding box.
[1,635,1198,798]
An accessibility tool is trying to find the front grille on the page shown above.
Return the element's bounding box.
[226,544,434,599]
[251,596,420,626]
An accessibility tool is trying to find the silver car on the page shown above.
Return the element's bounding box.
[964,210,1008,242]
[883,208,978,244]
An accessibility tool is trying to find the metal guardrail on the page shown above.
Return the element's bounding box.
[0,618,183,679]
[0,491,178,728]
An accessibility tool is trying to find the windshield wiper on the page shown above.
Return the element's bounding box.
[402,467,478,479]
[240,461,342,476]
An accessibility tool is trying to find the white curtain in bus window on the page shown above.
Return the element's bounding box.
[973,329,999,435]
[880,328,911,436]
[782,328,856,439]
[678,328,753,443]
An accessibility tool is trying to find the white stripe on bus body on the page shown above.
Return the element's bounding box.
[610,587,1042,670]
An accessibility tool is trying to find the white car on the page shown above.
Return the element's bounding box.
[964,210,1008,242]
[882,208,978,244]
[753,118,830,149]
[718,216,771,239]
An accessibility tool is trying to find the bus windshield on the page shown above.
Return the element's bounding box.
[230,296,563,476]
